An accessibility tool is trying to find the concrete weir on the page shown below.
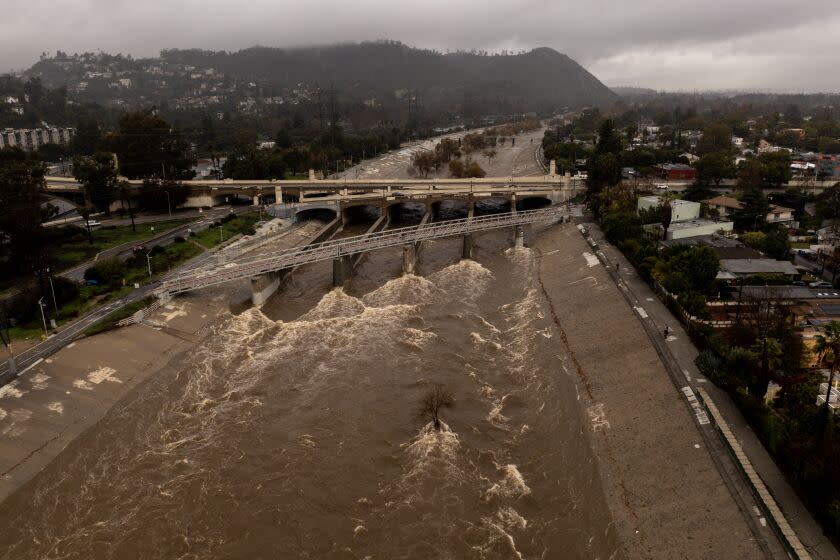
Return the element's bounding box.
[250,217,342,305]
[400,211,432,275]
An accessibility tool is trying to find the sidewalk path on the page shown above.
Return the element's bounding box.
[585,220,840,560]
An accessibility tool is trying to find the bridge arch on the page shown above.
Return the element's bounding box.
[388,201,429,224]
[296,207,338,222]
[343,204,383,225]
[431,199,470,221]
[516,196,552,212]
[474,197,512,216]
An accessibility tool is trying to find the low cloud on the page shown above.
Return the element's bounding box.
[2,0,838,91]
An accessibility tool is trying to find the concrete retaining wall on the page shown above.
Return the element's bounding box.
[696,386,813,559]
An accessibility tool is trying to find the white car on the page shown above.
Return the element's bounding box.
[654,184,669,190]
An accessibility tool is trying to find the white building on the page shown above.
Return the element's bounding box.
[637,196,701,222]
[0,127,75,151]
[668,219,734,240]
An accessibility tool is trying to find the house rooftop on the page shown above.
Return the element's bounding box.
[704,196,742,209]
[737,286,840,300]
[719,259,799,276]
[668,218,730,231]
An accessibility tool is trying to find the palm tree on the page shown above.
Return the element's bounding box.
[814,321,840,414]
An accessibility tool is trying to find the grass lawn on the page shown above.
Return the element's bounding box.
[7,240,204,342]
[48,219,193,270]
[193,212,261,249]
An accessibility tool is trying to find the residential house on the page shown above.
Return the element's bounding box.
[717,258,799,281]
[638,197,733,240]
[702,196,796,227]
[655,163,697,181]
[817,155,840,179]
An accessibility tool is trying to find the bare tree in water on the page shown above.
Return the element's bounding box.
[418,384,454,431]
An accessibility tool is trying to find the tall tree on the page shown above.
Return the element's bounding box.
[815,321,840,418]
[110,111,196,180]
[587,119,624,216]
[72,117,101,156]
[697,123,733,155]
[73,153,118,213]
[0,148,47,273]
[697,152,736,186]
[734,189,770,231]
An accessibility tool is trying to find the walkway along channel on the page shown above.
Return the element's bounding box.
[580,220,839,560]
[157,206,571,298]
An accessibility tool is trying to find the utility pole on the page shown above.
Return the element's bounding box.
[146,252,153,278]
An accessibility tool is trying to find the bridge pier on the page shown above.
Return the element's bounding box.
[402,244,417,275]
[333,255,352,287]
[462,201,475,259]
[274,185,283,204]
[462,234,473,259]
[251,271,282,306]
[514,225,525,248]
[252,194,261,206]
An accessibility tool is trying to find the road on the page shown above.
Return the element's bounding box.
[1,207,257,382]
[1,126,548,385]
[60,206,251,282]
[585,219,839,559]
[0,283,156,382]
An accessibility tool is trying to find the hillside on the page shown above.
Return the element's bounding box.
[23,41,616,120]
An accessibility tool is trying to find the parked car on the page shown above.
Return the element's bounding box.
[132,245,147,253]
[654,184,669,190]
[85,220,101,227]
[809,281,833,288]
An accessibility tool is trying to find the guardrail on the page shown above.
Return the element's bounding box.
[696,387,813,559]
[159,206,568,295]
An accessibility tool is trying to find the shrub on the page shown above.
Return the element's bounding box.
[695,349,723,381]
[50,276,80,305]
[84,257,127,287]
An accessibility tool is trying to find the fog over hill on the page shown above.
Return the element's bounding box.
[24,41,616,116]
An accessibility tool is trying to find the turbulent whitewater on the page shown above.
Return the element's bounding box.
[0,230,618,559]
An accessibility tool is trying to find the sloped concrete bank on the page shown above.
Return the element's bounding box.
[534,222,766,559]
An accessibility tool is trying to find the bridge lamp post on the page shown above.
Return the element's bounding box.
[219,225,224,243]
[146,252,153,279]
[37,298,48,338]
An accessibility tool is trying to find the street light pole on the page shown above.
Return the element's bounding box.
[219,225,224,243]
[37,298,48,338]
[165,190,172,217]
[146,252,153,278]
[0,312,15,376]
[46,268,58,313]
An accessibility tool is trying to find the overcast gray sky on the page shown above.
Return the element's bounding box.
[3,0,839,91]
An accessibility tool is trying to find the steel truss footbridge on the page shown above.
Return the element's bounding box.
[158,206,569,296]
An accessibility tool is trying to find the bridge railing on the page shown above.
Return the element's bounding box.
[160,206,568,294]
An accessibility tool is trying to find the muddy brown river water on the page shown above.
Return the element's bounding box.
[0,211,621,559]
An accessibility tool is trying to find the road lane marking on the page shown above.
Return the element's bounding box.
[681,386,710,425]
